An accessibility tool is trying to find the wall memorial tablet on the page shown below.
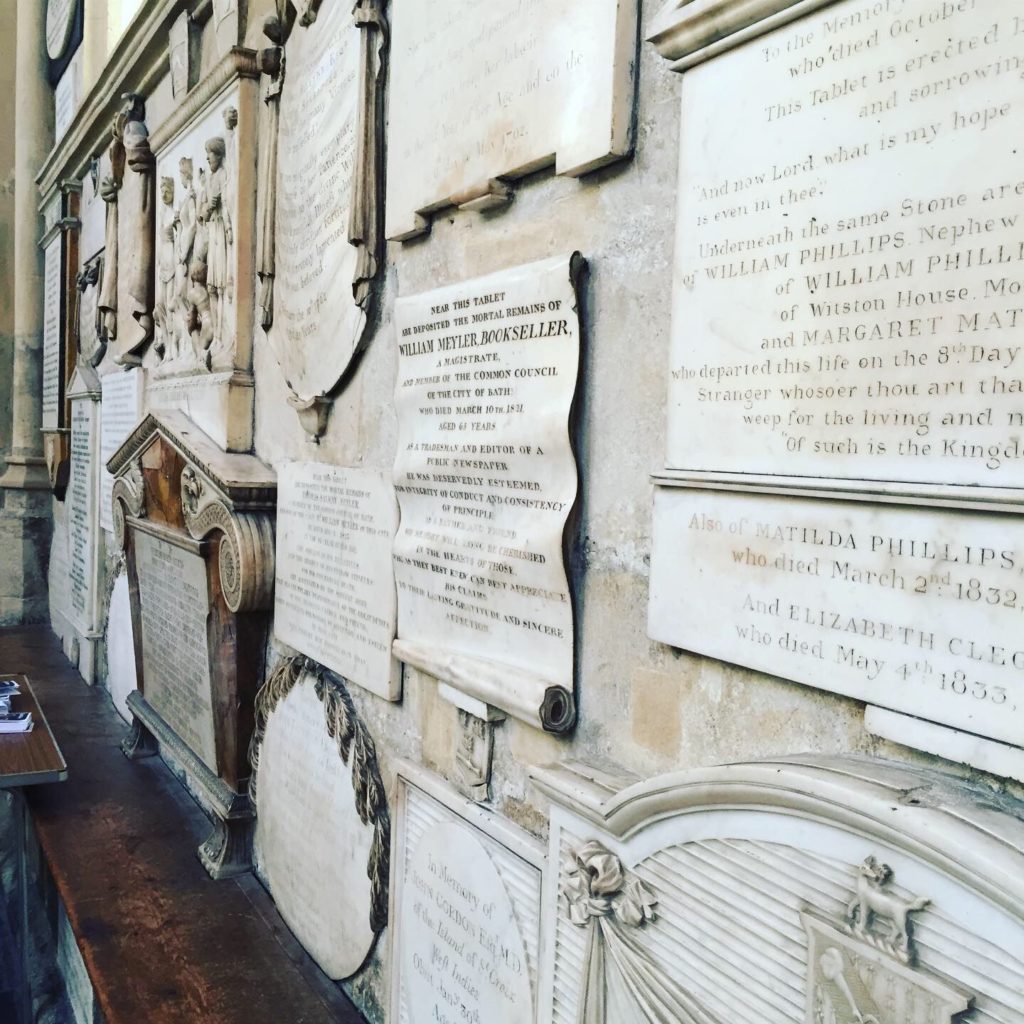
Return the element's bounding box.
[66,367,103,683]
[648,0,1024,762]
[260,0,385,436]
[392,254,582,732]
[533,756,1024,1024]
[385,0,638,240]
[251,657,390,980]
[111,412,276,879]
[275,463,399,700]
[148,52,259,452]
[42,238,62,432]
[650,487,1024,748]
[134,530,217,770]
[390,766,543,1024]
[100,369,144,532]
[664,0,1024,490]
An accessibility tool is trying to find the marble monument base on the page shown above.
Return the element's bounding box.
[122,691,254,880]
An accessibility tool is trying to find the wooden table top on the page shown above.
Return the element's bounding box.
[0,673,67,788]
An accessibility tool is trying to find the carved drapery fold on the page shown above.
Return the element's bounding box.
[97,111,125,341]
[349,0,385,309]
[181,466,275,613]
[248,654,390,934]
[563,841,722,1024]
[111,459,145,551]
[76,256,105,367]
[122,95,156,364]
[254,37,284,329]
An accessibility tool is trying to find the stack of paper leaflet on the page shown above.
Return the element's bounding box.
[0,679,32,733]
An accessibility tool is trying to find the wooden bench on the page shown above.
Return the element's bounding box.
[0,626,365,1024]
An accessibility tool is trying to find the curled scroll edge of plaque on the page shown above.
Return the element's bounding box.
[391,251,586,735]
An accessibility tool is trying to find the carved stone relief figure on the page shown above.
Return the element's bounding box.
[76,256,105,368]
[802,858,970,1024]
[97,111,126,341]
[120,95,155,365]
[154,176,177,360]
[152,105,238,376]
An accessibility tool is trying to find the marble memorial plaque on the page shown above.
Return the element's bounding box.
[393,255,581,720]
[55,51,82,140]
[650,486,1024,748]
[265,0,372,406]
[275,463,399,700]
[134,531,217,770]
[42,238,62,431]
[67,398,99,632]
[385,0,637,240]
[46,0,77,60]
[105,570,138,722]
[254,672,378,980]
[535,757,1023,1024]
[391,769,543,1024]
[667,0,1024,492]
[100,369,144,532]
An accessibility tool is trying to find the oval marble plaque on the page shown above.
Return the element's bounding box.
[255,673,376,979]
[402,822,532,1024]
[46,0,76,60]
[268,0,367,404]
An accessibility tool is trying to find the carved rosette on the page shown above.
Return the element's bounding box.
[111,459,145,552]
[181,467,275,613]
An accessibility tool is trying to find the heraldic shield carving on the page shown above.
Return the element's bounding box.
[802,857,972,1024]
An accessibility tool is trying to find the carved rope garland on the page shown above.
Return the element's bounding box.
[249,654,390,934]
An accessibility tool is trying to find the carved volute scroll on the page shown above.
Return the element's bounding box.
[110,458,145,552]
[257,0,387,440]
[181,464,275,613]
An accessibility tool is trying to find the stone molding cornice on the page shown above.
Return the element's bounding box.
[647,0,837,70]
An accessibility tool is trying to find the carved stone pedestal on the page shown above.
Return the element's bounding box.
[109,412,275,879]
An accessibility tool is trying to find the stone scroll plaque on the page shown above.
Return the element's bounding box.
[42,238,62,431]
[385,0,637,240]
[667,0,1024,492]
[134,530,217,770]
[100,369,144,532]
[649,487,1024,748]
[390,769,543,1024]
[274,463,400,700]
[393,254,581,727]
